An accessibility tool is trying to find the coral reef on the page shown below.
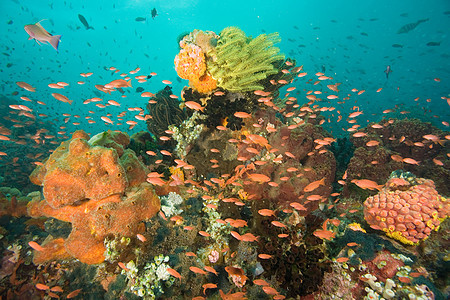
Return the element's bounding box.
[364,172,448,245]
[175,27,285,93]
[121,255,174,298]
[1,26,449,300]
[29,130,128,208]
[208,27,285,92]
[169,111,205,159]
[146,86,188,140]
[174,43,207,81]
[190,74,217,94]
[240,122,336,210]
[0,187,28,218]
[255,213,332,297]
[345,118,449,197]
[27,130,160,264]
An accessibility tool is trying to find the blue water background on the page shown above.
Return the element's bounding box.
[0,0,449,138]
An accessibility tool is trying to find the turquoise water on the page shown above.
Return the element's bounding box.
[0,0,449,299]
[2,0,449,137]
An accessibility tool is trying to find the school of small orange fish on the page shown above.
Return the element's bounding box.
[1,60,449,300]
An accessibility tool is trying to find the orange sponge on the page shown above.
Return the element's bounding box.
[174,44,206,81]
[191,74,217,94]
[27,131,161,265]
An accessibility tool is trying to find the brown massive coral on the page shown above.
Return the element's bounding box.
[344,118,449,198]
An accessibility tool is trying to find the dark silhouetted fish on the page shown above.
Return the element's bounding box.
[400,13,408,17]
[392,44,403,48]
[135,17,146,22]
[78,14,94,30]
[361,32,368,36]
[397,18,428,34]
[151,8,158,19]
[135,87,144,93]
[426,41,441,46]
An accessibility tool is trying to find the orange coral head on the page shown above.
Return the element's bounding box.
[174,44,206,81]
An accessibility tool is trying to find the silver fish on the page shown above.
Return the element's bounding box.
[24,20,61,51]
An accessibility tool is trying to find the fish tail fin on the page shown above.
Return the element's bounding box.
[68,99,73,105]
[88,26,94,30]
[49,35,62,51]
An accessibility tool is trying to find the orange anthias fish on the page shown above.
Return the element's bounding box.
[167,268,182,282]
[254,279,270,286]
[16,81,36,92]
[234,111,252,118]
[202,283,218,295]
[189,266,207,275]
[313,229,335,240]
[351,179,383,191]
[105,79,132,89]
[258,209,275,217]
[51,93,73,104]
[66,289,82,299]
[184,101,204,111]
[303,178,325,192]
[24,20,62,51]
[28,241,45,251]
[247,173,271,183]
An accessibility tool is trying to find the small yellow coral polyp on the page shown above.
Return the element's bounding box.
[174,44,206,81]
[347,222,367,233]
[190,74,217,94]
[385,230,419,246]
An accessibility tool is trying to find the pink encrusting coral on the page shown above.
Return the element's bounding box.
[364,176,448,245]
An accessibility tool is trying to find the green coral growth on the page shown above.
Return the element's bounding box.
[208,26,285,92]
